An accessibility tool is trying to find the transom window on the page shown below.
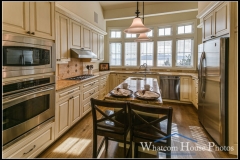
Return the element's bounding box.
[176,39,193,66]
[159,27,171,36]
[157,41,172,66]
[177,24,193,34]
[126,33,136,38]
[110,30,121,38]
[125,42,137,66]
[109,42,122,66]
[140,42,153,66]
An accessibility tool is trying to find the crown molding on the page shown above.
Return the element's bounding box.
[196,1,223,19]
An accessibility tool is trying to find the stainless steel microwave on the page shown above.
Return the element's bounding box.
[2,33,56,78]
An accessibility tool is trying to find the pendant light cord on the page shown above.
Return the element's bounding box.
[142,2,144,24]
[135,1,140,18]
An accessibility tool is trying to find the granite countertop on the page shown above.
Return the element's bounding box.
[56,71,110,91]
[104,77,163,105]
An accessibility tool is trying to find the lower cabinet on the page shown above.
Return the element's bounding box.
[2,121,55,158]
[191,77,198,108]
[55,91,81,139]
[180,76,192,102]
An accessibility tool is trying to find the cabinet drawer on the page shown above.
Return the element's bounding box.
[82,79,99,91]
[3,122,54,158]
[57,86,80,101]
[118,74,129,79]
[99,88,107,100]
[82,92,99,116]
[83,86,99,100]
[99,75,108,82]
[99,82,107,90]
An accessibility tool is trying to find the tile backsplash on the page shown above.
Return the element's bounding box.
[58,58,83,80]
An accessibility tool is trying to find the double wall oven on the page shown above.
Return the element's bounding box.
[2,33,56,149]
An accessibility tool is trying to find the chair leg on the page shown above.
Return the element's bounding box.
[166,150,171,158]
[134,143,138,158]
[92,134,97,158]
[105,137,108,151]
[124,137,126,158]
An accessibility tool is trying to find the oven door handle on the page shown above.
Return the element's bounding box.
[3,85,55,109]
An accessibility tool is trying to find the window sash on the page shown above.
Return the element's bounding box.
[176,39,193,66]
[109,43,122,66]
[125,42,137,66]
[140,42,154,66]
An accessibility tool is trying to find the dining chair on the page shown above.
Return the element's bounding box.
[128,102,173,158]
[90,98,130,158]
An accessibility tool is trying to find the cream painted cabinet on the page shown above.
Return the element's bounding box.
[109,73,119,91]
[191,77,198,108]
[98,34,105,61]
[3,121,54,158]
[91,30,98,59]
[99,74,109,99]
[82,25,91,50]
[180,76,192,102]
[55,85,81,139]
[69,19,82,49]
[2,2,55,40]
[203,2,230,41]
[55,12,70,63]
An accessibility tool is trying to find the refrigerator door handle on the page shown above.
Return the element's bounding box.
[200,52,206,99]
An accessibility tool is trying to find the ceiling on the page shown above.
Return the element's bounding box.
[99,1,163,10]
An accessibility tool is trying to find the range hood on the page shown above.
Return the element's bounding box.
[70,48,97,59]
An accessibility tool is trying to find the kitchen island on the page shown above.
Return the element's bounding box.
[104,77,163,105]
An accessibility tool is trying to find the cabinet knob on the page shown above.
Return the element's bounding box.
[27,31,31,34]
[31,32,35,35]
[211,35,215,38]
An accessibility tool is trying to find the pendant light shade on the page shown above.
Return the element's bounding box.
[124,2,151,34]
[134,2,152,42]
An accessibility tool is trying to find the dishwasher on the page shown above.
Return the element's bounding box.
[159,76,180,100]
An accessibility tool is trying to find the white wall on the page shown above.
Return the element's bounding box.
[56,1,106,31]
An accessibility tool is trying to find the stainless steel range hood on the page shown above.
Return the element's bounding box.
[70,48,97,59]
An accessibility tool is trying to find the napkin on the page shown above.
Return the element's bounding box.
[137,90,159,98]
[112,88,131,96]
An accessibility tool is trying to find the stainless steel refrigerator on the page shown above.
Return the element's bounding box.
[198,37,229,147]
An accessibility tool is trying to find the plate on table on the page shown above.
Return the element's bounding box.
[134,90,160,100]
[110,88,133,97]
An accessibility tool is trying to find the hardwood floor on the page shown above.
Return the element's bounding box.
[38,103,237,158]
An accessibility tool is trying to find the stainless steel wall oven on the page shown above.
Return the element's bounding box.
[2,75,55,149]
[2,33,55,78]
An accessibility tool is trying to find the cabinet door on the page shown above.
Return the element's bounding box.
[180,76,192,102]
[98,34,104,61]
[29,2,55,40]
[203,12,214,41]
[81,26,91,50]
[70,19,82,49]
[214,2,229,37]
[109,73,118,91]
[191,78,196,106]
[91,30,98,59]
[2,2,30,34]
[55,100,70,138]
[71,94,81,125]
[55,12,70,62]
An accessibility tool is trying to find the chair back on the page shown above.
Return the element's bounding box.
[90,98,129,134]
[128,102,173,142]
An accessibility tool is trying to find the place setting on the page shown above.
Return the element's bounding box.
[110,82,133,97]
[134,84,160,100]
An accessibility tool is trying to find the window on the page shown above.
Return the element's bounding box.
[176,39,193,66]
[109,43,122,66]
[146,29,153,37]
[177,24,192,34]
[157,41,172,66]
[126,33,136,38]
[125,42,137,66]
[110,30,121,38]
[158,27,171,36]
[140,42,153,66]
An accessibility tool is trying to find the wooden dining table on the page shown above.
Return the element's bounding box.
[104,77,163,106]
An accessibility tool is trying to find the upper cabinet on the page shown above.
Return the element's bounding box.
[202,2,230,41]
[82,26,92,50]
[2,2,55,40]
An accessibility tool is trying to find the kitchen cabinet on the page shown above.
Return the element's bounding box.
[109,73,119,91]
[2,2,55,40]
[82,25,92,50]
[91,31,105,61]
[98,74,109,99]
[91,30,99,59]
[55,12,70,63]
[55,85,81,139]
[191,77,198,109]
[98,34,105,61]
[180,76,192,102]
[3,121,54,158]
[202,2,230,41]
[69,19,82,49]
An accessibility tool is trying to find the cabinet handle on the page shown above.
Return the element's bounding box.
[211,35,215,38]
[69,96,74,99]
[31,32,35,35]
[23,145,36,155]
[68,90,74,94]
[90,82,95,86]
[27,31,31,34]
[89,90,95,95]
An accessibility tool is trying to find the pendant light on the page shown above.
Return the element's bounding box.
[135,2,152,42]
[124,2,151,34]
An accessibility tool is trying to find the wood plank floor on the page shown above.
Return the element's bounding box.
[38,102,237,158]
